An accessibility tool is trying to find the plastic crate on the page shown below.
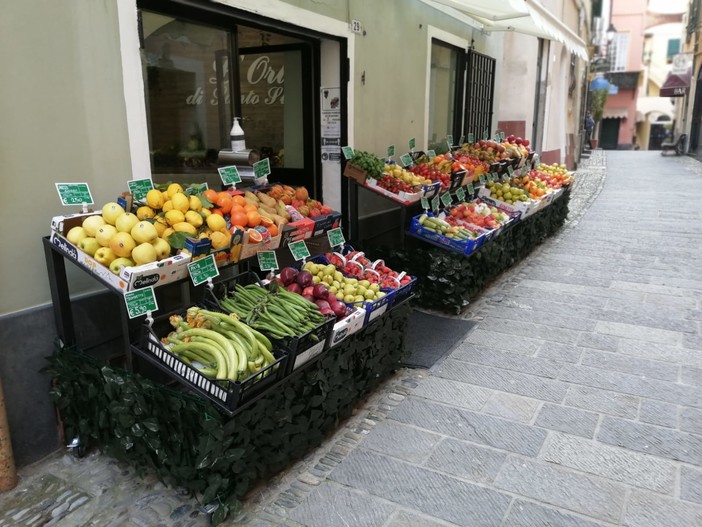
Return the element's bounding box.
[134,310,288,415]
[392,275,417,304]
[203,271,264,312]
[408,213,484,256]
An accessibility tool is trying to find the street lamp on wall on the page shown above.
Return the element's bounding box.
[606,24,617,43]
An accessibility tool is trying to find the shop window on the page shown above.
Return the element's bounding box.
[428,41,461,151]
[667,38,681,62]
[607,33,629,72]
[138,7,314,181]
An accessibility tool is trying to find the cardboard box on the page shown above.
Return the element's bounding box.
[311,211,342,237]
[280,218,316,246]
[343,162,368,184]
[477,187,538,219]
[50,213,191,291]
[328,307,366,347]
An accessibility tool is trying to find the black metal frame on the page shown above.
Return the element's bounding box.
[463,49,496,140]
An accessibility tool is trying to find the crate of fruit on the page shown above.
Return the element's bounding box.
[134,307,289,415]
[408,213,485,256]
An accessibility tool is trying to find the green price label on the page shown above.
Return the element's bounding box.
[55,183,93,206]
[218,165,241,186]
[124,287,158,319]
[253,158,271,179]
[426,149,436,159]
[479,174,486,185]
[327,227,345,248]
[400,153,413,167]
[500,131,506,141]
[483,130,488,140]
[409,137,416,150]
[128,178,154,202]
[467,133,475,144]
[456,187,466,201]
[494,133,501,142]
[387,144,395,158]
[342,146,354,160]
[431,194,440,212]
[466,182,475,194]
[288,240,310,261]
[440,192,453,207]
[420,196,429,210]
[459,135,465,145]
[446,134,454,146]
[508,165,514,176]
[187,254,219,287]
[257,251,279,272]
[501,173,510,182]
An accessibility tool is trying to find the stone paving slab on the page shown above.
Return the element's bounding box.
[622,490,702,527]
[503,500,614,527]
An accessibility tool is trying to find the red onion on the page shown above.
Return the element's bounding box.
[302,286,315,298]
[286,283,302,294]
[303,294,315,303]
[280,267,298,286]
[296,270,313,288]
[315,299,330,311]
[312,284,328,299]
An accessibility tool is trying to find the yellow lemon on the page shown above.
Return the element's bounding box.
[210,231,231,250]
[185,210,204,228]
[189,195,202,211]
[162,200,174,212]
[146,189,164,210]
[206,214,227,232]
[167,183,184,198]
[136,206,155,220]
[173,222,197,236]
[161,190,169,202]
[201,208,211,217]
[165,209,185,226]
[161,227,175,239]
[171,192,190,213]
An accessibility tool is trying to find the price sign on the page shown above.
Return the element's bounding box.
[327,227,345,248]
[420,196,429,210]
[467,133,475,144]
[426,149,437,159]
[456,187,466,201]
[218,165,241,186]
[127,178,154,202]
[409,137,416,150]
[487,173,494,182]
[508,165,514,176]
[483,130,488,140]
[431,194,440,212]
[288,240,310,261]
[124,287,158,320]
[342,146,354,160]
[387,144,395,158]
[501,173,510,182]
[459,135,465,145]
[400,153,413,167]
[253,158,271,179]
[440,192,453,207]
[187,254,219,287]
[446,134,454,147]
[494,133,501,142]
[500,131,506,141]
[257,250,279,272]
[55,183,93,206]
[479,174,487,185]
[466,182,475,194]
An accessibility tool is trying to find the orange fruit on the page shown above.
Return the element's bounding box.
[230,210,248,228]
[267,224,279,237]
[203,189,218,203]
[243,203,258,214]
[229,204,245,215]
[212,208,224,217]
[232,195,246,207]
[246,211,261,227]
[247,228,263,244]
[216,194,233,214]
[260,217,274,229]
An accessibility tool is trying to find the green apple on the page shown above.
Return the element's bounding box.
[66,226,87,245]
[102,202,125,225]
[109,257,134,275]
[364,289,375,300]
[77,237,100,256]
[95,224,118,247]
[131,242,158,265]
[115,212,139,233]
[151,238,171,260]
[94,247,117,266]
[131,221,158,243]
[312,275,321,284]
[369,283,380,293]
[343,294,355,303]
[81,215,106,237]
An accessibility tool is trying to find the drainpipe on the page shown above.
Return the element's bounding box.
[0,376,17,492]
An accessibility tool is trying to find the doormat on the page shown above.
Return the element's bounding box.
[403,310,477,369]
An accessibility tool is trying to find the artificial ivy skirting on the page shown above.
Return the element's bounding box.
[44,301,411,523]
[378,189,570,313]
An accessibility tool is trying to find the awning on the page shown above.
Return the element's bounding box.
[603,108,628,119]
[660,68,692,97]
[423,0,588,60]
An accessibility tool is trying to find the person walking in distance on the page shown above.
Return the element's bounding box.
[585,112,595,149]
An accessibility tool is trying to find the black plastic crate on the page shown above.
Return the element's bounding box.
[203,271,264,311]
[133,309,288,415]
[273,315,335,374]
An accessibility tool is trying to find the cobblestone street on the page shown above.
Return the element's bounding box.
[3,150,702,526]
